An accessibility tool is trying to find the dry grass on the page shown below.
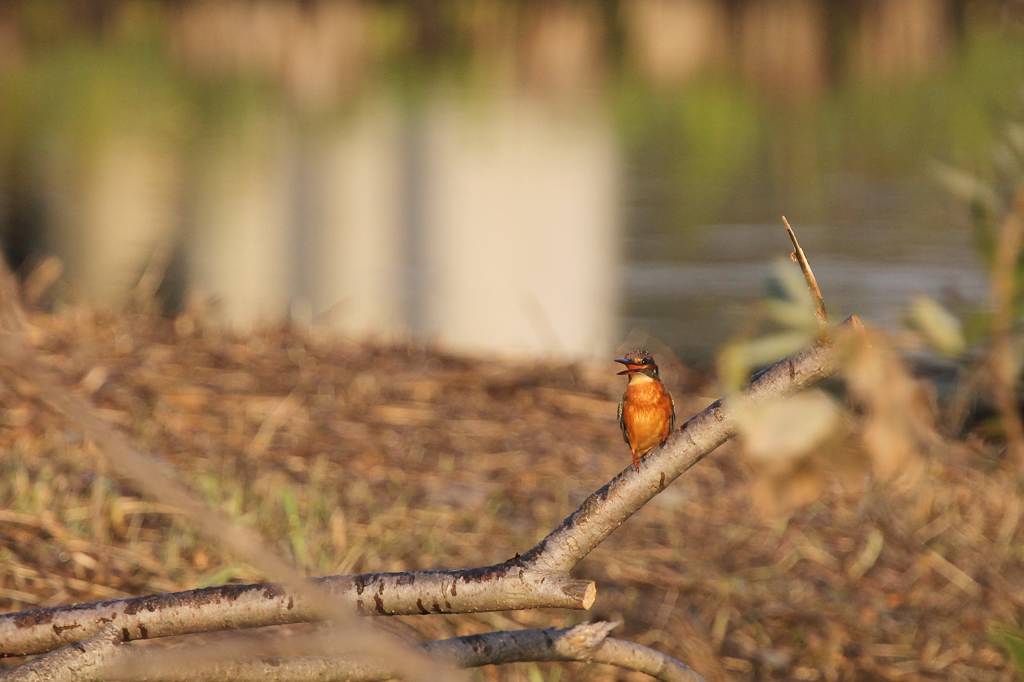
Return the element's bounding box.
[1,301,1022,681]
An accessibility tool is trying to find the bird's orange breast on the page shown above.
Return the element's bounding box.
[622,381,673,454]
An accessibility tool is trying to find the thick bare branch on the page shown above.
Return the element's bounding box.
[3,625,121,682]
[0,318,854,657]
[101,623,704,682]
[110,657,388,682]
[0,570,593,657]
[0,265,460,680]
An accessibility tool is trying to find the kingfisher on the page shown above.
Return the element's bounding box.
[616,350,675,472]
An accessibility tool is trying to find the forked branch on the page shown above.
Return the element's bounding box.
[0,233,844,682]
[0,316,855,656]
[4,625,121,682]
[0,272,459,681]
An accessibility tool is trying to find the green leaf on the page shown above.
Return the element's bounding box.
[1006,123,1024,161]
[734,390,842,462]
[931,161,999,212]
[197,563,247,588]
[763,298,818,333]
[718,331,816,392]
[990,624,1024,673]
[526,663,546,682]
[931,161,1000,267]
[907,296,966,356]
[279,487,310,566]
[717,343,748,393]
[740,331,817,367]
[771,259,816,308]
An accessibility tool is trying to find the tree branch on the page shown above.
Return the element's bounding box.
[101,623,704,682]
[781,215,828,328]
[519,316,851,573]
[3,625,121,682]
[426,622,703,682]
[0,570,593,657]
[0,303,462,681]
[0,317,855,657]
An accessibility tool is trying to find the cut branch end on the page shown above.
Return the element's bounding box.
[580,582,598,610]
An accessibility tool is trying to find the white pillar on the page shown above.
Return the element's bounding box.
[187,113,292,328]
[43,133,179,305]
[421,92,619,359]
[305,99,405,338]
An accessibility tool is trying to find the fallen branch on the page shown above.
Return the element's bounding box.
[0,316,856,656]
[4,625,121,682]
[101,622,704,682]
[0,570,592,657]
[0,266,460,681]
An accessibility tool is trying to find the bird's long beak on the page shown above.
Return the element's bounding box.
[615,358,640,375]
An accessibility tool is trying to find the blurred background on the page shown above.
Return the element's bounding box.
[0,0,1022,363]
[6,4,1024,679]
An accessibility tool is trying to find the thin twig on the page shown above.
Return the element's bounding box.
[989,189,1024,467]
[782,216,828,328]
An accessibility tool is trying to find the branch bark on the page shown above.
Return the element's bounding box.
[0,317,855,658]
[424,622,703,682]
[101,623,704,682]
[3,625,121,682]
[0,570,592,657]
[781,215,828,328]
[0,303,462,681]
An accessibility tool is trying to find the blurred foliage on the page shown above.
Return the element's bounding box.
[717,259,820,391]
[0,5,1023,679]
[934,124,1024,267]
[2,295,1021,679]
[926,118,1024,387]
[990,625,1024,674]
[0,3,1021,241]
[0,22,185,160]
[617,30,1024,241]
[615,77,761,231]
[907,295,967,357]
[827,34,1024,175]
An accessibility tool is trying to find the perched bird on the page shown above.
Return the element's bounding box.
[616,350,675,472]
